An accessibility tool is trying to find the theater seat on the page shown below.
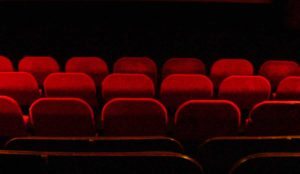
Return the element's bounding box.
[292,66,300,75]
[102,73,155,101]
[113,57,157,83]
[162,58,205,79]
[160,74,213,113]
[65,57,109,88]
[0,56,14,71]
[259,60,298,89]
[218,76,271,111]
[44,73,98,108]
[18,56,60,87]
[102,98,168,136]
[0,72,40,109]
[276,76,300,99]
[174,100,240,142]
[246,101,300,135]
[0,96,27,137]
[210,59,254,87]
[30,98,95,136]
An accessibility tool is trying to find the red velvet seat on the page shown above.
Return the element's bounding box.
[30,98,95,136]
[102,73,155,101]
[174,100,240,142]
[276,76,300,99]
[0,72,40,108]
[246,101,300,135]
[160,74,213,113]
[0,96,27,137]
[210,59,254,87]
[113,57,157,83]
[102,98,168,136]
[44,73,98,108]
[259,60,298,89]
[292,66,300,75]
[0,55,14,71]
[65,57,108,88]
[18,56,60,87]
[162,58,205,79]
[218,76,271,110]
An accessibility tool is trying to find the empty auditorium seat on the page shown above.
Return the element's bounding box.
[259,60,298,89]
[65,57,109,88]
[113,57,157,83]
[210,59,254,87]
[162,58,205,79]
[245,101,300,135]
[102,73,155,101]
[218,76,271,110]
[292,66,300,75]
[230,152,300,174]
[160,74,213,113]
[0,72,40,108]
[18,56,60,87]
[30,98,95,136]
[102,98,168,136]
[199,136,300,174]
[44,73,98,108]
[0,96,27,138]
[174,100,240,142]
[6,136,184,153]
[276,76,300,99]
[0,56,14,71]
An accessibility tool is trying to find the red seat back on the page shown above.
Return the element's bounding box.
[219,76,271,110]
[30,98,95,136]
[0,56,14,71]
[113,57,157,83]
[102,98,168,136]
[19,56,60,87]
[102,73,155,101]
[160,74,213,113]
[0,72,39,108]
[276,76,300,99]
[210,59,254,87]
[259,60,298,89]
[0,96,27,137]
[66,57,108,88]
[246,101,300,135]
[44,73,98,108]
[162,58,205,79]
[175,100,240,141]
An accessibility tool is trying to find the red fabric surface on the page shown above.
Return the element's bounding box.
[160,74,213,113]
[162,58,205,79]
[219,75,271,110]
[102,73,155,101]
[102,98,168,136]
[210,59,254,87]
[259,60,298,89]
[44,73,98,108]
[174,100,240,141]
[30,98,95,136]
[18,56,60,87]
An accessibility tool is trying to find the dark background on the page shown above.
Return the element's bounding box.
[0,0,298,72]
